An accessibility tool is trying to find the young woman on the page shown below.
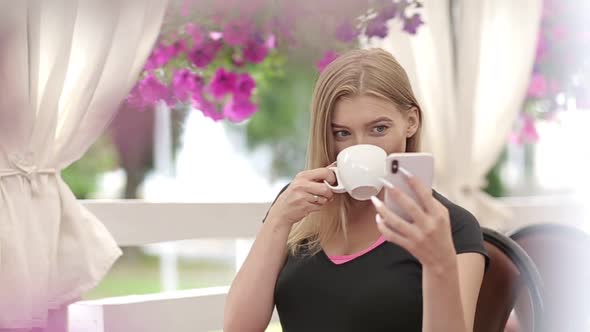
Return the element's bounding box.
[224,48,488,332]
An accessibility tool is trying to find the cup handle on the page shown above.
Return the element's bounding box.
[324,166,346,193]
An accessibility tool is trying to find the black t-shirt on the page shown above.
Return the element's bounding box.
[265,186,489,332]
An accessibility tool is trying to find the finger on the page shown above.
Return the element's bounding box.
[370,196,420,239]
[378,181,428,225]
[399,167,436,213]
[304,181,334,199]
[300,167,336,184]
[376,214,413,250]
[308,193,328,205]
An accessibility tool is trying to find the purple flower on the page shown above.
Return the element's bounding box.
[188,39,222,68]
[193,96,224,121]
[127,75,172,108]
[168,40,186,57]
[144,44,174,70]
[316,51,339,72]
[223,19,253,46]
[402,14,424,35]
[379,4,399,21]
[209,68,238,99]
[185,23,205,46]
[223,97,258,122]
[365,16,389,38]
[335,21,360,42]
[172,69,203,102]
[527,73,548,98]
[243,34,269,64]
[234,73,256,99]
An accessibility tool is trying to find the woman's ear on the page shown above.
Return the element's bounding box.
[406,107,420,137]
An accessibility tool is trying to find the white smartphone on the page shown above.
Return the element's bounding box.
[383,152,434,222]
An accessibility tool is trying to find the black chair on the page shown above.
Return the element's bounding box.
[509,224,590,332]
[474,227,544,332]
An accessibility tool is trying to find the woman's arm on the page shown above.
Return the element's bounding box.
[224,168,336,332]
[422,253,485,332]
[223,216,291,332]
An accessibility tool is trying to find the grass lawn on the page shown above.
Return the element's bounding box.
[85,248,235,299]
[85,249,284,331]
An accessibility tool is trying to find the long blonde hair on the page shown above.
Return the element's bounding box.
[287,48,424,255]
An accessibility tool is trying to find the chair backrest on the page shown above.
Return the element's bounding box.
[474,227,544,332]
[510,224,590,332]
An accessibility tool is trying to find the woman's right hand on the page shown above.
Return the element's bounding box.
[266,168,336,226]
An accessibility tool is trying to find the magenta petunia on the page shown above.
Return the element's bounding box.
[223,97,258,122]
[193,95,224,121]
[222,19,253,46]
[209,68,238,99]
[366,16,389,38]
[188,39,222,68]
[233,73,256,100]
[243,34,269,64]
[172,69,203,102]
[127,74,172,108]
[316,51,339,72]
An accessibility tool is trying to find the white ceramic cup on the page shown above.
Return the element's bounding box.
[324,144,387,201]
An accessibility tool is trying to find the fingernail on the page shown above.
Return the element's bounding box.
[370,195,383,208]
[379,178,394,189]
[399,167,413,178]
[375,214,383,224]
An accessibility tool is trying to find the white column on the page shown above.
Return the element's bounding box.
[154,100,179,291]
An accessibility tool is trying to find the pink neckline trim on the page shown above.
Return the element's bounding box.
[327,235,386,265]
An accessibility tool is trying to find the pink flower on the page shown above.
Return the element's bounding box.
[185,24,205,46]
[335,21,360,42]
[223,97,258,122]
[527,73,548,98]
[222,19,253,46]
[209,68,238,99]
[172,69,203,102]
[234,73,256,100]
[243,34,269,64]
[193,96,224,121]
[144,44,174,70]
[168,39,186,58]
[188,38,222,68]
[521,114,540,144]
[316,51,339,72]
[127,75,172,108]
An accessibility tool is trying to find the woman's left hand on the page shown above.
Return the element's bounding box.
[370,172,456,270]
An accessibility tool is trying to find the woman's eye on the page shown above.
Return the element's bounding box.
[334,130,350,138]
[372,125,388,134]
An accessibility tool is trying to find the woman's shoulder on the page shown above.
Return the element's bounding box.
[432,190,480,230]
[432,190,488,263]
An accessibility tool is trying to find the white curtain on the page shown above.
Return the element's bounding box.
[0,0,167,328]
[364,0,542,228]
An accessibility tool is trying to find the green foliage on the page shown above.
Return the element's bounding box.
[231,62,318,179]
[61,135,118,199]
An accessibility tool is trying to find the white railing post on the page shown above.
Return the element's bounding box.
[154,100,179,291]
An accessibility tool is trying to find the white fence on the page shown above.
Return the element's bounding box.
[66,196,589,332]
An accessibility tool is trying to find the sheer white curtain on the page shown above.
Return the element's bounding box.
[0,0,167,328]
[365,0,542,228]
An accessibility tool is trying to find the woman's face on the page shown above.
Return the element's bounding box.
[331,94,418,156]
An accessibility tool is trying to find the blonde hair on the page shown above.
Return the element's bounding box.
[287,48,424,255]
